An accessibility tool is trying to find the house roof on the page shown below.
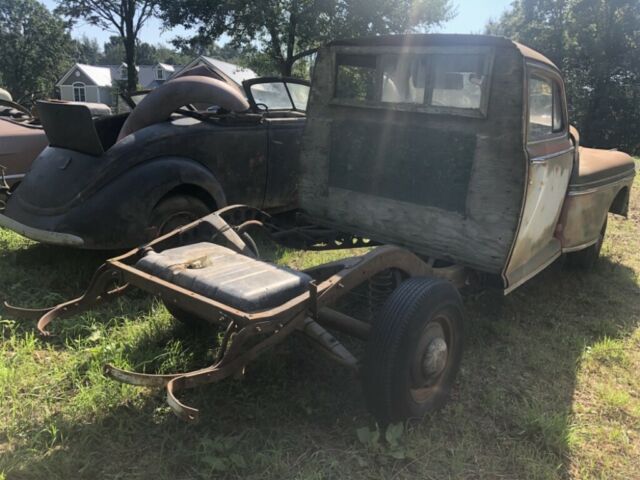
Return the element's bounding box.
[57,56,253,91]
[201,57,256,84]
[57,63,184,89]
[57,64,113,87]
[177,56,257,87]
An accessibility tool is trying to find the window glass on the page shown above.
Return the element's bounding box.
[287,82,310,110]
[380,55,427,104]
[552,82,563,132]
[335,54,377,101]
[528,76,553,139]
[250,82,293,109]
[73,82,86,102]
[429,54,486,109]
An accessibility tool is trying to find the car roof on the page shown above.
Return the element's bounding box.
[328,34,559,70]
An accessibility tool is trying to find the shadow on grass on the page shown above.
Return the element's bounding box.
[1,241,639,478]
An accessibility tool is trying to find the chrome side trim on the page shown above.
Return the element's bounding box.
[530,146,575,164]
[568,172,634,194]
[0,213,84,246]
[562,238,598,253]
[3,174,25,180]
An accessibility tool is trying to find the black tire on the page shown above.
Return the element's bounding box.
[566,216,607,270]
[162,300,215,329]
[150,194,211,236]
[362,277,464,424]
[152,195,211,327]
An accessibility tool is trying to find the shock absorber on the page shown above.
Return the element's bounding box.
[367,269,399,322]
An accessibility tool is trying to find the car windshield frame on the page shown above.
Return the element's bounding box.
[243,77,311,112]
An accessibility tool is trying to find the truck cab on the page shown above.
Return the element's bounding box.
[297,34,635,293]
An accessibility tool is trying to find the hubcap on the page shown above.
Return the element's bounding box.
[410,318,451,402]
[422,337,448,378]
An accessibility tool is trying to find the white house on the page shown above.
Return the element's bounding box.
[56,57,258,108]
[56,62,179,107]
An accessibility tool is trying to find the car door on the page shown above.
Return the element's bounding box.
[243,78,310,209]
[504,64,574,292]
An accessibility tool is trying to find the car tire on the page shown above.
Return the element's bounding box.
[362,277,464,424]
[150,194,211,236]
[566,216,607,270]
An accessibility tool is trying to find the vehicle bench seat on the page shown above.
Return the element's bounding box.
[570,147,635,188]
[136,242,311,312]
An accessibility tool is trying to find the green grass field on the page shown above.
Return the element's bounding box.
[1,172,639,479]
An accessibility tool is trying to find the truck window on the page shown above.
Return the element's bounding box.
[335,54,377,101]
[380,55,427,104]
[528,74,564,140]
[428,54,487,110]
[333,49,492,117]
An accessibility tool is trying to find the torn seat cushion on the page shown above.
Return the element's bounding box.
[135,242,311,312]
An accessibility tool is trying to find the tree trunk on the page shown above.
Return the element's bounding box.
[124,13,138,93]
[281,59,293,77]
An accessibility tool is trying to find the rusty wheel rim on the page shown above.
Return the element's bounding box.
[409,314,453,403]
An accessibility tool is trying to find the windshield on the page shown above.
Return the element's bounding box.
[249,81,310,111]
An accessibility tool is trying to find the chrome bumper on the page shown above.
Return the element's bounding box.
[0,213,84,247]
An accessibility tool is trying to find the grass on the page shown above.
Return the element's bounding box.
[1,171,639,479]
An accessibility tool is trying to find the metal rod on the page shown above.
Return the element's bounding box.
[316,307,370,340]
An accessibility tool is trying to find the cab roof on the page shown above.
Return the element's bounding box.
[328,34,558,70]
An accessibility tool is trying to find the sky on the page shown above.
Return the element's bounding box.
[41,0,515,47]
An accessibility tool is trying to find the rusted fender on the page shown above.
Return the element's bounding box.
[116,76,250,141]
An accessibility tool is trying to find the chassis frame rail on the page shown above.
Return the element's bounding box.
[4,205,467,421]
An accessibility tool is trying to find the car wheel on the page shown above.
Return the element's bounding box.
[150,194,211,236]
[361,277,464,424]
[566,216,607,270]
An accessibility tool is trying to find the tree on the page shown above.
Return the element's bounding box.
[55,0,158,92]
[0,0,74,104]
[159,0,455,76]
[486,0,640,154]
[73,35,102,64]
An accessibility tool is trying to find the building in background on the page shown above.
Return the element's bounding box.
[55,57,257,109]
[56,63,179,107]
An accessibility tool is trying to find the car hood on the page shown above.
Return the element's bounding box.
[0,118,48,176]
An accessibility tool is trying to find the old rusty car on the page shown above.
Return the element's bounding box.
[0,76,309,248]
[7,34,635,424]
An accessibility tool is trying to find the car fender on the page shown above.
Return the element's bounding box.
[52,156,227,248]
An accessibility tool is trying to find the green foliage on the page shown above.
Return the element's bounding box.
[486,0,640,154]
[72,36,102,65]
[0,0,74,104]
[159,0,456,76]
[55,0,158,92]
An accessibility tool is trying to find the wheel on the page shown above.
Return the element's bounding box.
[362,277,464,424]
[162,300,215,329]
[566,216,607,270]
[150,194,211,236]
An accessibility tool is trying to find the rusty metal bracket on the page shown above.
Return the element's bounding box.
[4,264,128,336]
[104,314,305,422]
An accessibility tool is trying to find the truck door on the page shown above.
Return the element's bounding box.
[504,65,574,292]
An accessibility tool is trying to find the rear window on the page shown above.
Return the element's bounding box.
[335,54,377,101]
[333,48,493,117]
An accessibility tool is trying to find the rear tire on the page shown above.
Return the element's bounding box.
[362,277,464,424]
[152,194,212,327]
[566,216,607,270]
[150,194,211,236]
